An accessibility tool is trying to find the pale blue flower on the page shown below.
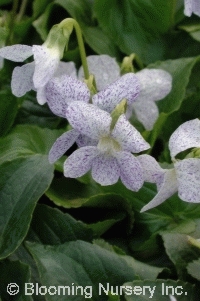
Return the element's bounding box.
[184,0,200,17]
[0,44,76,104]
[138,119,200,212]
[79,54,172,130]
[48,72,140,165]
[49,101,150,190]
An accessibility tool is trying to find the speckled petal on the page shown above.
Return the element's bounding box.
[11,62,35,97]
[137,154,165,188]
[32,45,60,88]
[45,75,90,117]
[184,0,200,17]
[66,102,111,140]
[36,87,47,105]
[48,129,80,164]
[175,158,200,203]
[111,114,150,153]
[136,69,172,102]
[132,99,159,130]
[140,168,177,212]
[49,130,79,164]
[78,55,120,90]
[54,61,77,78]
[0,45,32,62]
[64,146,97,178]
[116,151,144,191]
[92,73,140,112]
[76,134,98,147]
[169,119,200,159]
[92,154,120,185]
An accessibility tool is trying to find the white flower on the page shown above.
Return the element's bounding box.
[138,119,200,212]
[48,73,141,166]
[79,54,172,130]
[0,44,76,104]
[53,102,150,190]
[184,0,200,17]
[78,54,120,91]
[45,72,140,118]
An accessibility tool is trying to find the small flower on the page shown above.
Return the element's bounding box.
[0,44,77,105]
[138,119,200,212]
[79,54,172,130]
[78,54,120,91]
[49,101,150,191]
[184,0,200,17]
[45,72,140,117]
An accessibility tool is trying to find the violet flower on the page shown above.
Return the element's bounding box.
[0,44,76,104]
[48,72,140,164]
[50,101,150,190]
[138,119,200,212]
[184,0,200,17]
[79,54,172,130]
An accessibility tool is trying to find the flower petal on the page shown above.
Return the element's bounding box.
[78,54,120,90]
[137,154,165,188]
[136,69,172,102]
[111,114,150,153]
[92,154,120,185]
[0,45,32,62]
[11,62,35,97]
[92,73,140,112]
[76,134,98,147]
[66,102,111,140]
[116,151,144,191]
[132,99,159,130]
[36,87,47,105]
[54,61,77,78]
[48,129,80,164]
[140,168,177,212]
[45,75,90,117]
[169,119,200,159]
[175,158,200,203]
[64,146,97,178]
[32,45,59,88]
[184,0,200,17]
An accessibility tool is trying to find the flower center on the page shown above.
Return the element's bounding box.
[97,136,121,155]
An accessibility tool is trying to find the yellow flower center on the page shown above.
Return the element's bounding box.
[97,136,121,155]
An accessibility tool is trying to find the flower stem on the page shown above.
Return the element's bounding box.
[6,0,19,45]
[59,18,89,79]
[17,0,28,22]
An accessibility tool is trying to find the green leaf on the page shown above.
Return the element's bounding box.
[94,239,165,281]
[55,0,93,26]
[161,232,199,277]
[16,97,62,129]
[0,260,32,301]
[187,258,200,281]
[27,240,137,301]
[0,90,18,136]
[32,0,54,18]
[89,215,124,237]
[46,177,102,208]
[148,57,199,114]
[28,204,93,244]
[123,279,196,300]
[0,124,62,165]
[0,156,53,259]
[94,0,176,64]
[56,0,120,57]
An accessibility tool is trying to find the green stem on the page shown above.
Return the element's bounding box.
[6,0,19,45]
[59,18,89,79]
[17,0,28,22]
